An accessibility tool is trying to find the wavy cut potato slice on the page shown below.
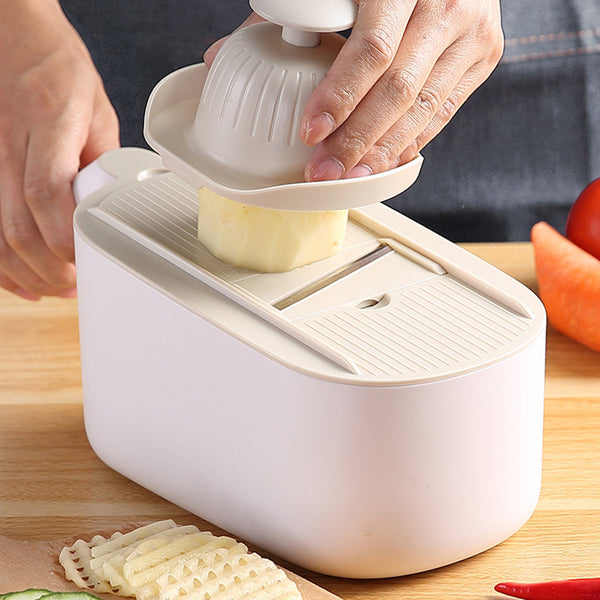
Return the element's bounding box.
[60,521,302,600]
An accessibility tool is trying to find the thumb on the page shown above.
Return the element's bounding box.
[79,96,120,168]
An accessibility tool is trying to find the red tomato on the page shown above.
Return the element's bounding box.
[565,177,600,261]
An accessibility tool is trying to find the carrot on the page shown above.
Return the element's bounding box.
[531,221,600,353]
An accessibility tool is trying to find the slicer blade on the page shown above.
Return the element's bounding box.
[273,245,392,310]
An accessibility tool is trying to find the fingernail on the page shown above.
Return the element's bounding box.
[344,164,373,179]
[14,288,41,301]
[301,113,336,146]
[58,287,78,298]
[306,158,345,182]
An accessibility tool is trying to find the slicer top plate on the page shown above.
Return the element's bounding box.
[143,63,424,212]
[74,156,546,385]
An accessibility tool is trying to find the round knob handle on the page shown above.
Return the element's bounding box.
[249,0,357,33]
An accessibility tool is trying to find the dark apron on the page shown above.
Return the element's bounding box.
[61,0,600,241]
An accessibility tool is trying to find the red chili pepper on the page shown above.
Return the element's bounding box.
[495,578,600,600]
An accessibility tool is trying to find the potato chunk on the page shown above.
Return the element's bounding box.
[197,187,348,272]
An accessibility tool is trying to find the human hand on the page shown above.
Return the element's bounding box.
[0,0,120,300]
[205,0,503,182]
[301,0,504,180]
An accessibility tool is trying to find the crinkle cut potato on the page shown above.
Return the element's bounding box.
[59,520,302,600]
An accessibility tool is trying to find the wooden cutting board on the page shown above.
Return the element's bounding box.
[0,532,342,600]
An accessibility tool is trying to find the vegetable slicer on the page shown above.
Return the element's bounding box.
[73,0,546,580]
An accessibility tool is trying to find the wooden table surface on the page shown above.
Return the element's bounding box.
[1,242,599,598]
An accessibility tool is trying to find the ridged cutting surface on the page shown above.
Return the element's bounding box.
[298,276,532,378]
[95,173,535,382]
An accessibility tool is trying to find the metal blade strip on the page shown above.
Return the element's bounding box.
[273,244,393,311]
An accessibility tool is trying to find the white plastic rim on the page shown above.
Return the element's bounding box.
[144,64,424,212]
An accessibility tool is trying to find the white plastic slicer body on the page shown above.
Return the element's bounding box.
[73,147,546,578]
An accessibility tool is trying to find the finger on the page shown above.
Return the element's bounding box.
[203,12,266,68]
[80,87,120,168]
[411,59,500,157]
[0,269,41,301]
[0,127,79,293]
[23,103,90,264]
[0,187,77,295]
[0,124,47,297]
[300,0,416,148]
[344,41,474,177]
[0,141,57,292]
[305,5,453,181]
[0,203,71,297]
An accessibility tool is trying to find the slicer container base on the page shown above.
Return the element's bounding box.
[73,148,546,578]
